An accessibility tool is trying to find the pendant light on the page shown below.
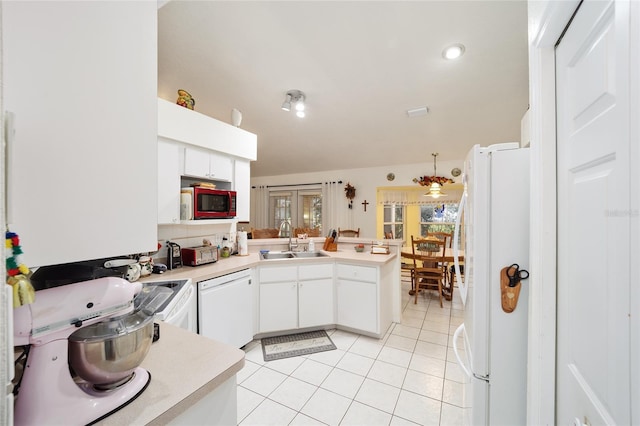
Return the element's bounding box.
[425,153,447,198]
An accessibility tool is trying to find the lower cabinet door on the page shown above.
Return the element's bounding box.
[299,278,334,328]
[259,281,297,333]
[337,279,377,333]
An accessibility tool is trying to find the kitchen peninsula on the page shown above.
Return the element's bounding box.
[141,237,403,337]
[112,239,400,425]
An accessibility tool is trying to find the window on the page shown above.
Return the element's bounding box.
[420,202,459,239]
[383,204,404,240]
[269,188,322,236]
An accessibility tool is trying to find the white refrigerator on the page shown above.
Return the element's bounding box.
[452,143,530,425]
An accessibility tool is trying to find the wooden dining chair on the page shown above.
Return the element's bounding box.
[294,227,321,237]
[338,227,360,237]
[427,231,453,248]
[384,231,394,239]
[411,235,447,307]
[426,231,454,290]
[250,228,280,239]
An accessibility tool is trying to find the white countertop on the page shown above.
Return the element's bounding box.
[96,321,245,425]
[140,247,397,285]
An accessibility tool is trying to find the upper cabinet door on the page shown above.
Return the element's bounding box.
[2,2,158,267]
[208,151,233,182]
[184,147,233,182]
[184,147,212,179]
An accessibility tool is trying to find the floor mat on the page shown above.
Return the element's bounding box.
[261,330,336,361]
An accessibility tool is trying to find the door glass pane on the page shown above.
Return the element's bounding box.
[300,194,322,232]
[270,194,291,234]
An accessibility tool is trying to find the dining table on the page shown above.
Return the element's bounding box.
[400,246,464,301]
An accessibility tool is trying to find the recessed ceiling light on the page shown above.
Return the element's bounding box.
[443,43,465,60]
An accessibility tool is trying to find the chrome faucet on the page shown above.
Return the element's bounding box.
[279,219,298,252]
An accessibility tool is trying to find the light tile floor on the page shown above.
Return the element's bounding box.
[237,280,465,426]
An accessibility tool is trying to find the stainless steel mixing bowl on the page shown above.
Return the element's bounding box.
[68,309,154,386]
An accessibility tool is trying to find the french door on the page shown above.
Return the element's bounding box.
[269,188,322,235]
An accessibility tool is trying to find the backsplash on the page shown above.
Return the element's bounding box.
[153,222,238,264]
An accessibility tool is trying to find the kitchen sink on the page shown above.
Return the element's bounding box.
[292,251,329,258]
[259,251,330,260]
[260,252,295,260]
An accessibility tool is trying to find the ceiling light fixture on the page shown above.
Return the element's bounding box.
[425,153,447,198]
[282,90,306,118]
[442,43,465,60]
[281,94,292,111]
[406,106,429,118]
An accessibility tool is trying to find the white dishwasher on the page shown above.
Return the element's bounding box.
[198,269,253,348]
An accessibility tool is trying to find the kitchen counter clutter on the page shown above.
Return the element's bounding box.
[139,241,399,285]
[97,321,244,425]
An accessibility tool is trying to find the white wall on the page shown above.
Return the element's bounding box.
[250,159,464,238]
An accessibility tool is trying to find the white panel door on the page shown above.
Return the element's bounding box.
[556,1,631,424]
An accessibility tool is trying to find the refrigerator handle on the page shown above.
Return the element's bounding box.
[453,192,467,304]
[453,323,472,379]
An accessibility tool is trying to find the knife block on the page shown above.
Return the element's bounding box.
[323,237,338,252]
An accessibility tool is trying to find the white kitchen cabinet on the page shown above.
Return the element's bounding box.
[2,1,157,267]
[259,265,298,333]
[299,278,334,328]
[234,159,251,221]
[258,263,334,333]
[336,264,378,334]
[299,264,334,328]
[158,98,257,161]
[157,99,256,225]
[184,146,233,182]
[158,139,181,224]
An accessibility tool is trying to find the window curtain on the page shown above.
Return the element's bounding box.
[378,188,463,205]
[250,185,269,228]
[322,181,340,233]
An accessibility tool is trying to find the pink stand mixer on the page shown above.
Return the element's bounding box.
[13,277,154,425]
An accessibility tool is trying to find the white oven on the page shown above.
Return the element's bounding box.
[142,278,197,333]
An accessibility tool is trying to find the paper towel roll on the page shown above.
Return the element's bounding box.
[238,231,248,256]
